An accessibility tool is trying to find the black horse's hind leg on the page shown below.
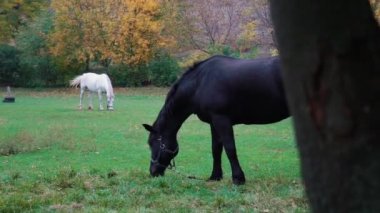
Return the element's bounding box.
[209,124,223,181]
[211,114,245,185]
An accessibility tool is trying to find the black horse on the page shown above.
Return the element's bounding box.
[143,55,289,185]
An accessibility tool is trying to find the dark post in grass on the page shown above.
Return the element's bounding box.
[270,0,380,212]
[3,86,15,103]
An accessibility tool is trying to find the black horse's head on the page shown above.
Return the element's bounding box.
[143,124,179,177]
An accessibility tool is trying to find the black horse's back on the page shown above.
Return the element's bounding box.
[181,55,289,124]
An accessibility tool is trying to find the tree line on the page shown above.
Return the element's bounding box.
[0,0,378,87]
[0,0,274,87]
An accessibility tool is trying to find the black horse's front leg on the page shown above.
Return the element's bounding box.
[209,124,223,181]
[211,114,245,185]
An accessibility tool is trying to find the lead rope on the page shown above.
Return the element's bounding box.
[156,139,203,180]
[167,158,203,180]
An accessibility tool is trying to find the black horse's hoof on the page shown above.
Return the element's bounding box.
[232,176,246,185]
[208,172,223,181]
[208,176,223,181]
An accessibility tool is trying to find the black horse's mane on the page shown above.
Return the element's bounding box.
[154,57,212,128]
[165,57,212,103]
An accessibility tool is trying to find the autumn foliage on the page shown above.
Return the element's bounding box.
[0,0,48,43]
[371,0,380,22]
[50,0,170,66]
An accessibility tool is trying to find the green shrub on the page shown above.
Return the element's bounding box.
[108,65,126,86]
[207,44,259,59]
[15,10,53,87]
[148,52,180,87]
[108,64,149,87]
[126,66,150,87]
[0,44,20,86]
[106,52,180,87]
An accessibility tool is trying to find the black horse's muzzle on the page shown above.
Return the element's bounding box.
[149,142,178,177]
[150,162,166,177]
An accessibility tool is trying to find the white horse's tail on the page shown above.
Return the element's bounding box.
[70,75,83,88]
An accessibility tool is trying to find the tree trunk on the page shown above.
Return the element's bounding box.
[270,0,380,212]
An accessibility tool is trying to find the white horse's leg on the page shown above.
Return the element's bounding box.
[98,89,104,110]
[79,88,84,110]
[88,91,93,110]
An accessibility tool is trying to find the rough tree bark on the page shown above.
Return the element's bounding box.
[270,0,380,212]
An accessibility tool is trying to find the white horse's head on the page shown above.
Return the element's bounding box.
[107,94,114,111]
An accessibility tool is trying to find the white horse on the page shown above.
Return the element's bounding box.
[70,73,114,110]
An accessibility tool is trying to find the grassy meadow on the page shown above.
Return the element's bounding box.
[0,88,308,212]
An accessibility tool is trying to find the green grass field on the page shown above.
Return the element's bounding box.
[0,88,308,212]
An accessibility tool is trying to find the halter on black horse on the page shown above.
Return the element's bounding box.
[150,136,178,169]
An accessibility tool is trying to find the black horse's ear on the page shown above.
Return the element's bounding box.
[142,124,156,133]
